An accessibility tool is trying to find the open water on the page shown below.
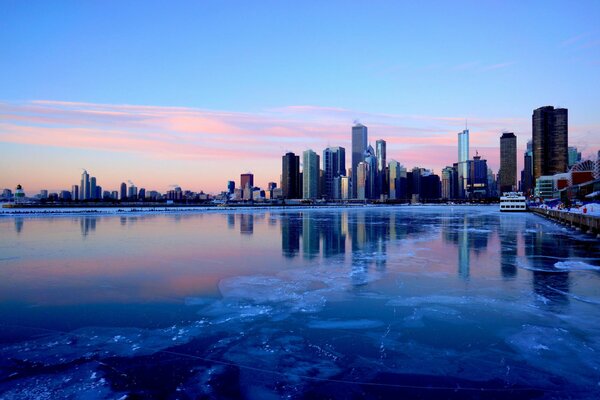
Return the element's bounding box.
[1,205,599,399]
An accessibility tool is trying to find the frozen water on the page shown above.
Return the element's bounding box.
[1,205,600,398]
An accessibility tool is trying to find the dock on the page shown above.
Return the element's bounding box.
[530,207,600,237]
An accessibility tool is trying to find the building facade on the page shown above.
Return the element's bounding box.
[499,132,517,194]
[351,123,368,198]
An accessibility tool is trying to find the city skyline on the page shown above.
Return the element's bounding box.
[2,2,600,193]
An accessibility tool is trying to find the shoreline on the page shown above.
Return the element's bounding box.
[0,203,498,217]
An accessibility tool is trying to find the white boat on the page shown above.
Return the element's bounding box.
[500,192,527,212]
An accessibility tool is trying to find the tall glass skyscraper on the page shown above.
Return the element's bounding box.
[80,170,90,200]
[282,152,301,199]
[457,129,469,198]
[351,123,368,198]
[323,147,345,199]
[532,106,568,181]
[376,139,387,197]
[302,149,320,200]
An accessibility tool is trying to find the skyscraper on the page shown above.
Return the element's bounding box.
[356,161,368,200]
[302,149,320,200]
[389,160,401,200]
[323,147,345,199]
[120,182,127,200]
[376,139,387,197]
[80,170,90,200]
[282,152,301,199]
[227,181,235,194]
[365,145,377,199]
[499,132,517,194]
[90,177,97,200]
[351,123,368,198]
[532,106,568,181]
[457,129,469,198]
[240,173,254,191]
[568,146,581,168]
[441,166,454,200]
[71,185,79,201]
[521,140,533,196]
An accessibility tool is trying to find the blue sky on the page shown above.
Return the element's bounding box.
[1,1,599,192]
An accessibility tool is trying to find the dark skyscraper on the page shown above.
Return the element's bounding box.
[240,173,254,190]
[282,152,301,199]
[499,132,517,193]
[323,147,345,199]
[120,182,127,200]
[227,181,235,194]
[521,141,533,196]
[532,106,568,181]
[351,123,368,198]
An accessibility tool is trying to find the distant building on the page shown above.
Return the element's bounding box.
[40,190,48,199]
[81,170,90,200]
[389,160,402,200]
[568,146,581,168]
[365,145,377,199]
[323,147,345,199]
[90,177,97,200]
[227,181,235,194]
[457,129,469,198]
[356,161,368,200]
[468,153,489,198]
[340,176,350,200]
[521,140,534,196]
[302,149,320,200]
[376,139,387,197]
[532,106,568,181]
[282,152,301,199]
[71,185,79,201]
[351,123,368,198]
[441,166,454,200]
[240,173,254,192]
[120,182,127,200]
[499,132,517,194]
[128,184,138,200]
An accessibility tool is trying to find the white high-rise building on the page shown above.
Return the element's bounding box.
[302,149,320,200]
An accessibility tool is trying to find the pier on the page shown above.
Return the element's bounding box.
[531,207,600,237]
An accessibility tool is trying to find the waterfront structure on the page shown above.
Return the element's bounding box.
[532,106,568,181]
[351,123,368,198]
[323,147,346,199]
[302,149,320,200]
[499,132,517,194]
[457,129,469,198]
[80,170,90,200]
[282,152,301,199]
[376,139,387,197]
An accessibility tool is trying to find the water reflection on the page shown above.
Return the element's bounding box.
[80,217,97,237]
[14,218,23,234]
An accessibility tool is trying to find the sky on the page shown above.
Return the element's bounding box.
[1,0,599,194]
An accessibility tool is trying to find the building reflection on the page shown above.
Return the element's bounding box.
[227,214,235,229]
[239,214,253,235]
[281,213,301,258]
[499,215,519,279]
[523,219,572,308]
[14,218,24,234]
[302,213,320,259]
[80,217,97,237]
